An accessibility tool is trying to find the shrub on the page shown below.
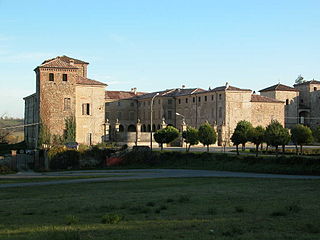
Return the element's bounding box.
[48,147,80,170]
[0,165,13,174]
[101,213,122,224]
[154,126,180,150]
[198,122,217,152]
[65,215,79,225]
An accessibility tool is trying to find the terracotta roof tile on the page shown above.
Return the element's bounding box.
[251,94,284,103]
[259,83,298,92]
[208,85,251,92]
[39,58,79,69]
[105,91,146,100]
[76,75,107,86]
[42,55,89,65]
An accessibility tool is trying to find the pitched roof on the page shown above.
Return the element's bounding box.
[76,75,107,86]
[105,91,147,100]
[293,79,320,86]
[39,58,79,69]
[42,55,89,65]
[209,85,251,92]
[136,88,205,99]
[251,94,284,103]
[259,83,298,92]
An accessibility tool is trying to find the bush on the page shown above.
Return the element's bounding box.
[48,147,80,170]
[0,165,13,174]
[101,213,122,224]
[65,215,79,225]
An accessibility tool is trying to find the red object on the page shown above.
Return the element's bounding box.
[106,157,123,166]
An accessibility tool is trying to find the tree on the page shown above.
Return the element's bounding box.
[248,126,265,157]
[265,120,289,157]
[279,127,291,154]
[198,122,217,152]
[182,127,199,152]
[0,129,10,144]
[231,120,253,154]
[291,124,313,154]
[312,126,320,143]
[64,116,76,143]
[38,122,51,148]
[154,126,180,150]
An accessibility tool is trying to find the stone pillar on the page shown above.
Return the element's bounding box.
[115,119,120,132]
[160,118,167,129]
[136,119,141,146]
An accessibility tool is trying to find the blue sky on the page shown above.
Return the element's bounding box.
[1,0,320,117]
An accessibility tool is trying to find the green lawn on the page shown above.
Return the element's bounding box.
[0,178,320,240]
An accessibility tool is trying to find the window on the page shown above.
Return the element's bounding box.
[130,102,134,107]
[49,73,54,81]
[64,98,71,110]
[286,99,289,105]
[158,99,161,104]
[205,96,207,102]
[186,98,188,103]
[82,103,90,115]
[211,95,214,101]
[300,99,304,104]
[218,107,222,118]
[198,97,201,102]
[168,99,173,105]
[168,110,172,120]
[118,102,121,106]
[314,87,317,91]
[219,94,222,100]
[178,99,181,104]
[63,74,68,81]
[193,97,195,103]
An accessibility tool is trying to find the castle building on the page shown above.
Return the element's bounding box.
[24,56,320,148]
[24,56,107,148]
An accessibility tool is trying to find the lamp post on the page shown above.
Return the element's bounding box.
[176,112,186,149]
[150,93,160,151]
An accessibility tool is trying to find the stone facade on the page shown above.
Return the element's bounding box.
[24,56,107,148]
[260,81,320,129]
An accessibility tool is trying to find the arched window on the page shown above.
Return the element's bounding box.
[128,125,136,132]
[119,125,124,132]
[147,124,151,132]
[152,124,156,132]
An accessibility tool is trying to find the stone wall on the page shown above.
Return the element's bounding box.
[75,85,105,145]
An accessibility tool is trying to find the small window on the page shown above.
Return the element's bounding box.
[286,99,289,105]
[82,103,90,115]
[130,102,134,107]
[198,97,201,102]
[118,102,121,106]
[219,94,222,100]
[193,97,195,103]
[300,99,304,104]
[178,99,181,104]
[63,74,68,81]
[49,73,54,81]
[314,87,317,91]
[211,95,214,101]
[186,98,188,103]
[64,98,71,110]
[205,96,207,102]
[168,110,172,120]
[168,99,173,105]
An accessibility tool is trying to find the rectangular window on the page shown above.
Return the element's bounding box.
[205,96,207,102]
[219,94,222,100]
[49,73,54,81]
[168,110,172,120]
[82,103,90,115]
[64,98,71,110]
[193,97,195,103]
[178,99,181,104]
[198,97,201,102]
[63,74,68,81]
[186,98,188,103]
[211,95,214,101]
[130,102,134,107]
[118,102,121,106]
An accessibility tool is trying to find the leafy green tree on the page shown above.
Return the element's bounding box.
[312,126,320,143]
[231,120,253,154]
[265,120,289,157]
[198,122,217,152]
[182,127,199,152]
[64,116,76,143]
[154,126,180,150]
[248,126,265,157]
[291,124,313,154]
[38,122,51,148]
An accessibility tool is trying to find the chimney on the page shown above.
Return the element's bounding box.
[131,87,137,94]
[225,82,229,89]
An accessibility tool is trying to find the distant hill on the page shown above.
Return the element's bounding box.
[0,118,24,131]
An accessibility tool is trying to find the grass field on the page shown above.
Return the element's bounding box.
[0,177,320,240]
